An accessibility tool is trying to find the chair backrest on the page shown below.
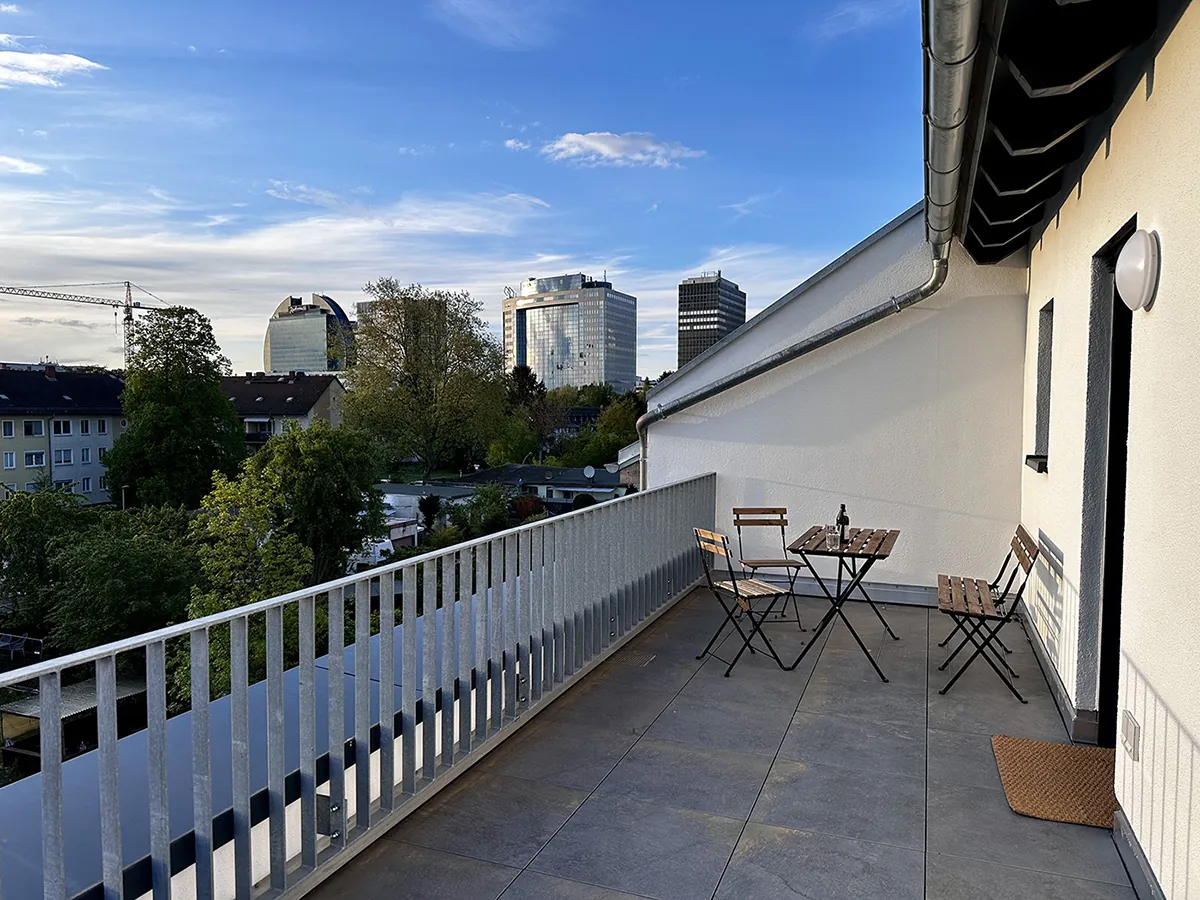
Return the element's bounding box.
[694,527,746,609]
[731,507,789,564]
[993,524,1041,607]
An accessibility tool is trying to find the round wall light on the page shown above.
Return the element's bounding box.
[1115,229,1161,312]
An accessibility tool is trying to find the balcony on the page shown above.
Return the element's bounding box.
[0,472,1133,899]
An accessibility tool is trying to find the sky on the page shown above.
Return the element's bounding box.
[0,0,923,377]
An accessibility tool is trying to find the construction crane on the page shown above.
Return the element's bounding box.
[0,281,164,367]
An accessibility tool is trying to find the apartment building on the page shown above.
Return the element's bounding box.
[221,371,345,449]
[0,364,126,504]
[676,271,746,368]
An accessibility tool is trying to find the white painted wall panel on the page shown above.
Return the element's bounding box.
[648,217,1028,587]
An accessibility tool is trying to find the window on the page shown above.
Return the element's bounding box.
[80,419,90,435]
[54,449,73,466]
[24,451,45,468]
[24,420,44,437]
[98,447,108,463]
[81,447,91,464]
[24,482,36,493]
[81,477,92,493]
[52,420,71,436]
[1034,300,1054,461]
[99,476,108,492]
[1,421,12,438]
[98,419,108,435]
[4,483,14,493]
[2,452,13,470]
[54,479,74,493]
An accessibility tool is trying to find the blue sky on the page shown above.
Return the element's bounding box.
[0,0,922,376]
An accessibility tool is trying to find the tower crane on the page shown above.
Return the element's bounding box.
[0,281,162,367]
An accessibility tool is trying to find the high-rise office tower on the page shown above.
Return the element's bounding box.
[677,271,746,368]
[263,293,354,373]
[502,273,637,393]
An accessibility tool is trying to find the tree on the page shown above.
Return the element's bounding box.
[345,281,507,478]
[0,479,97,638]
[180,466,314,701]
[486,415,538,466]
[247,421,384,585]
[417,495,442,531]
[576,383,618,409]
[105,307,243,509]
[572,493,598,510]
[507,365,546,410]
[447,484,513,539]
[47,507,199,654]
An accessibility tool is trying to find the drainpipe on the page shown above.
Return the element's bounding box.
[636,0,979,490]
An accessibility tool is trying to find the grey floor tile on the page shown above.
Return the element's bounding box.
[477,720,638,791]
[386,771,587,868]
[537,681,675,735]
[926,780,1131,885]
[926,728,1003,790]
[797,675,927,727]
[644,693,795,757]
[778,711,925,779]
[926,687,1067,741]
[308,837,518,900]
[813,646,927,688]
[714,822,924,900]
[589,652,702,694]
[596,737,772,819]
[529,793,743,900]
[752,758,925,850]
[679,653,810,711]
[926,852,1136,899]
[500,871,652,900]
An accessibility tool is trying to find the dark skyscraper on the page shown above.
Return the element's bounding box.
[677,271,746,368]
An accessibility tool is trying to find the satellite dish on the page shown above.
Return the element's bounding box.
[583,465,596,480]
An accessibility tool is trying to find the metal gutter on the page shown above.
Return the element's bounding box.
[635,0,982,489]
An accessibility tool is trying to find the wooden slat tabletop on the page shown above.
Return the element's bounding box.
[787,526,901,560]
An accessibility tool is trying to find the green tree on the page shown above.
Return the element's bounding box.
[180,466,314,701]
[507,365,546,409]
[345,281,506,478]
[576,383,618,409]
[486,415,538,466]
[417,495,442,531]
[0,479,97,638]
[47,507,199,654]
[447,483,513,539]
[105,307,243,509]
[248,421,384,585]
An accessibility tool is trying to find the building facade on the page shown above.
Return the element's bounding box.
[222,372,345,449]
[502,274,637,393]
[0,364,127,504]
[677,271,746,368]
[262,293,353,373]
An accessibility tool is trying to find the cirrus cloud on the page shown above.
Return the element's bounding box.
[0,49,106,87]
[0,154,44,174]
[541,131,705,169]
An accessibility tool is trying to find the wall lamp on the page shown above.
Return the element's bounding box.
[1115,229,1160,312]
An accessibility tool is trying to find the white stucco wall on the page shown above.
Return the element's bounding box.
[647,213,1029,586]
[1022,6,1200,895]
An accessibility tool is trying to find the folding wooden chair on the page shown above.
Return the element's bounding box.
[936,525,1040,702]
[732,508,806,631]
[694,527,789,677]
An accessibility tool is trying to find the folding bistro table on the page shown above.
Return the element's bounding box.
[785,526,901,682]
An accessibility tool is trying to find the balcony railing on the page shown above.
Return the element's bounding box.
[0,472,716,900]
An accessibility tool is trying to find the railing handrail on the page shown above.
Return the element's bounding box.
[0,472,716,688]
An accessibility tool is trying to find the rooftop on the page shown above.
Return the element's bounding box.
[440,463,621,490]
[0,365,124,416]
[308,590,1132,900]
[222,372,339,418]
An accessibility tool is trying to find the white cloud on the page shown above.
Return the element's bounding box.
[722,190,780,219]
[808,0,908,41]
[504,138,530,151]
[266,181,346,210]
[0,50,106,88]
[0,5,20,13]
[31,128,47,136]
[542,132,705,169]
[0,154,44,174]
[432,0,572,49]
[0,34,21,47]
[187,45,196,53]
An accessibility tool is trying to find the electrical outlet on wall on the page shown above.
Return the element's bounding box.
[1121,709,1141,761]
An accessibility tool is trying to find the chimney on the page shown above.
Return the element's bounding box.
[44,364,57,380]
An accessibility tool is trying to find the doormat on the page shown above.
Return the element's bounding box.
[991,735,1118,828]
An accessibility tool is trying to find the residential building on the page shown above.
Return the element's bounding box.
[439,462,631,510]
[221,372,345,448]
[502,273,637,393]
[0,364,126,504]
[262,293,354,373]
[5,3,1200,899]
[676,270,746,368]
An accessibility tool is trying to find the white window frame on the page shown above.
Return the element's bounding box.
[23,420,44,438]
[81,477,92,493]
[2,451,13,470]
[52,419,71,436]
[53,448,73,466]
[80,419,90,435]
[98,447,108,463]
[81,447,91,464]
[98,419,108,435]
[99,475,108,492]
[24,482,36,493]
[1,421,12,439]
[24,451,45,468]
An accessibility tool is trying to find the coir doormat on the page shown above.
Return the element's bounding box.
[991,735,1118,828]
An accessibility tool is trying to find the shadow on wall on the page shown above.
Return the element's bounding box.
[1117,653,1199,900]
[1031,529,1081,707]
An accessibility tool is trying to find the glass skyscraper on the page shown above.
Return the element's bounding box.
[502,274,637,393]
[677,271,746,368]
[263,294,353,373]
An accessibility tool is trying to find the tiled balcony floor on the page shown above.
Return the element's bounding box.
[310,589,1135,900]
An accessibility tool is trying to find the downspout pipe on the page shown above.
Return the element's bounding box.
[636,0,980,489]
